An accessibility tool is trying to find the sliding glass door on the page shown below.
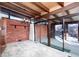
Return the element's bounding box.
[51,24,64,51]
[66,23,79,56]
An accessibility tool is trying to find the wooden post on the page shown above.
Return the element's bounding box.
[66,24,68,33]
[47,20,51,46]
[51,24,55,39]
[65,24,68,40]
[8,12,10,19]
[78,23,79,42]
[62,18,65,52]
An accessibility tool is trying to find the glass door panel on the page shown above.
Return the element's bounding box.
[51,24,64,51]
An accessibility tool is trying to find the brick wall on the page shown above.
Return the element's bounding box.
[0,19,6,45]
[5,19,30,43]
[0,19,6,56]
[0,18,30,55]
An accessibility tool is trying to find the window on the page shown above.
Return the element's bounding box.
[10,15,24,21]
[55,24,62,38]
[0,8,25,21]
[0,11,8,19]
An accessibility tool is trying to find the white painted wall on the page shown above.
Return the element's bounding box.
[29,22,35,42]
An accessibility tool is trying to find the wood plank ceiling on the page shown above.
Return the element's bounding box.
[0,2,79,23]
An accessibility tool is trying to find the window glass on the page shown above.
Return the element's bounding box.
[10,15,24,21]
[0,11,8,19]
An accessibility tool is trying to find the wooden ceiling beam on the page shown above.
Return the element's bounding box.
[35,11,79,24]
[8,2,36,17]
[35,12,79,24]
[0,3,32,18]
[54,20,79,25]
[40,2,79,18]
[50,12,79,21]
[14,2,41,16]
[53,14,59,18]
[57,2,64,7]
[31,2,49,12]
[65,10,74,20]
[53,14,62,21]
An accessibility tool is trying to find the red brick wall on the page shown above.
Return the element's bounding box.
[0,18,30,55]
[1,18,47,44]
[5,19,30,43]
[0,18,29,43]
[0,19,6,45]
[0,19,6,55]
